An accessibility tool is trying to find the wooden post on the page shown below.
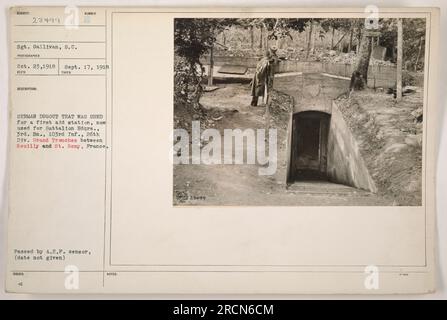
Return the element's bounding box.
[264,77,270,130]
[396,18,403,101]
[207,46,214,86]
[264,76,269,106]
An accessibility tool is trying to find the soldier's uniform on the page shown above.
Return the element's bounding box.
[250,47,278,106]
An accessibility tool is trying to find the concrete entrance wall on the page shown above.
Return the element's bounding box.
[327,102,377,192]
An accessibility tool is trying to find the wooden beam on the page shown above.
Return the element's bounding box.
[396,18,403,101]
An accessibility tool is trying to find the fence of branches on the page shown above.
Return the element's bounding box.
[201,55,405,88]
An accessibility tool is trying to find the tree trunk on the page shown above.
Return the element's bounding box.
[415,36,423,71]
[331,27,335,48]
[348,28,353,52]
[264,27,268,52]
[396,18,403,101]
[207,46,214,86]
[306,20,313,59]
[250,26,254,50]
[190,62,203,109]
[356,26,362,54]
[352,28,373,89]
[391,36,396,62]
[261,23,268,53]
[259,25,263,49]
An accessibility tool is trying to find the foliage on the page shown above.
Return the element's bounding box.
[403,18,426,71]
[174,19,235,62]
[247,18,311,40]
[320,18,358,33]
[173,18,426,107]
[173,56,195,106]
[174,18,235,107]
[377,18,425,70]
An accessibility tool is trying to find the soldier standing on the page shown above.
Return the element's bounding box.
[250,46,279,107]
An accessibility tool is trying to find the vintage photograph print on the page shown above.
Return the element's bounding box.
[173,17,425,206]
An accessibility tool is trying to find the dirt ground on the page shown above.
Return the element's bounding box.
[336,88,423,205]
[173,79,399,206]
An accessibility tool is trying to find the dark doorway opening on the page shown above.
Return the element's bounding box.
[288,111,331,183]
